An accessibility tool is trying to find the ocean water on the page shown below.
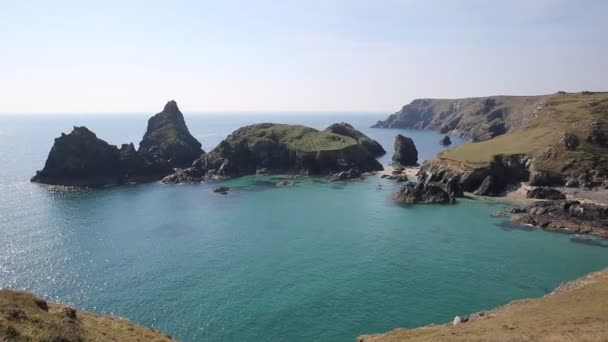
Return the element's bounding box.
[1,113,608,342]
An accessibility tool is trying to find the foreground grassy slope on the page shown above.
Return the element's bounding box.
[359,268,608,342]
[0,290,174,342]
[439,92,608,176]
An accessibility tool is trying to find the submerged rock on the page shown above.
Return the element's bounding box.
[212,186,230,194]
[392,135,418,166]
[31,127,125,187]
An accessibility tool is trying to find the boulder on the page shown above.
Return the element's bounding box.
[565,179,580,188]
[392,135,418,166]
[324,122,386,157]
[440,135,452,146]
[563,133,579,151]
[526,187,566,200]
[529,169,565,187]
[393,182,455,204]
[31,127,125,187]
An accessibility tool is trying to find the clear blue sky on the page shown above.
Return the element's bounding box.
[1,0,607,113]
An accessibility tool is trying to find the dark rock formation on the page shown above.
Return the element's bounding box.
[565,179,580,188]
[160,167,204,184]
[328,168,362,182]
[417,154,530,197]
[526,187,566,200]
[512,200,608,237]
[392,135,418,166]
[31,127,125,187]
[325,122,386,157]
[393,182,455,204]
[528,169,565,187]
[33,101,204,187]
[212,186,230,194]
[137,100,204,178]
[440,135,452,146]
[184,123,383,179]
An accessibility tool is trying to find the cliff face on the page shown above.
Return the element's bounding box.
[31,127,125,187]
[373,95,546,141]
[0,290,174,341]
[182,123,383,179]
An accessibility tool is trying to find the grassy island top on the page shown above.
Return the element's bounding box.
[223,123,359,152]
[439,91,608,173]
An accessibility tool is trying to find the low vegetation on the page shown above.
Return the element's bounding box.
[439,92,608,177]
[224,123,359,152]
[0,290,174,342]
[359,268,608,342]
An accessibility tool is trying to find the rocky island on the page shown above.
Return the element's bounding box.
[33,107,384,186]
[32,101,203,187]
[163,122,384,183]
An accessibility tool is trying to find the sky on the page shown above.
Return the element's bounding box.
[1,0,607,113]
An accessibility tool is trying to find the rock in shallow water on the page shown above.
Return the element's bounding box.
[392,134,418,166]
[393,182,455,204]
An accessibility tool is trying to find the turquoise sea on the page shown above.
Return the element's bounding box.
[1,113,608,341]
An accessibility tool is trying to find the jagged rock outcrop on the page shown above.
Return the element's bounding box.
[179,123,383,180]
[526,187,566,200]
[392,135,418,166]
[393,182,455,204]
[440,135,452,146]
[372,96,545,141]
[416,154,531,197]
[160,167,204,184]
[31,127,125,187]
[137,100,204,177]
[33,101,204,186]
[324,122,386,157]
[328,168,362,182]
[512,200,608,237]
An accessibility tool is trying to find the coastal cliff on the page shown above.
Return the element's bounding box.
[372,95,546,141]
[0,290,174,341]
[393,92,608,198]
[358,268,608,341]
